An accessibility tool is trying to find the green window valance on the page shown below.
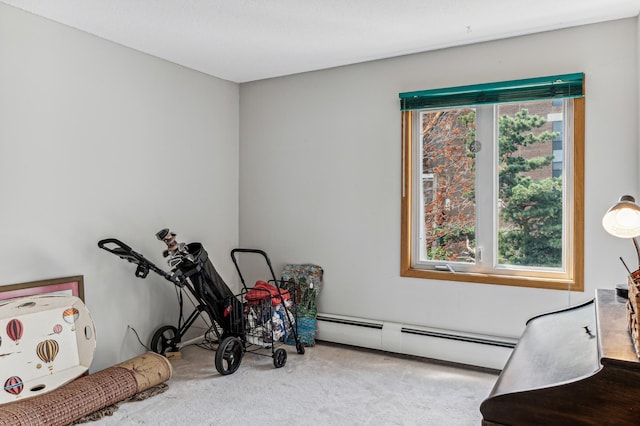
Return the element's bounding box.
[399,73,584,111]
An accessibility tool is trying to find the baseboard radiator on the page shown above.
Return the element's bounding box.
[316,313,517,370]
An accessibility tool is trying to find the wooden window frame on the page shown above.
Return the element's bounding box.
[400,98,584,291]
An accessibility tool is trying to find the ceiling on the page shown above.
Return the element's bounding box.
[2,0,640,83]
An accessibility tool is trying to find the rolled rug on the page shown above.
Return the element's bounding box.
[0,352,172,426]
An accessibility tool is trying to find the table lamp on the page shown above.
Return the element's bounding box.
[602,195,640,268]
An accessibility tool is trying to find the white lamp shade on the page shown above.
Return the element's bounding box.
[602,195,640,238]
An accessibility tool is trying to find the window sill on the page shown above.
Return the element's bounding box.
[400,266,582,291]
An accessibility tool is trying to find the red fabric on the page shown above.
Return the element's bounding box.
[245,280,290,306]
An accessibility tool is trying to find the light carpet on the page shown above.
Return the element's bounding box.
[92,342,498,426]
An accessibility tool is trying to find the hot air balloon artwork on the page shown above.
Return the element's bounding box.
[36,339,59,374]
[4,376,23,396]
[6,319,24,345]
[62,307,79,331]
[52,324,63,335]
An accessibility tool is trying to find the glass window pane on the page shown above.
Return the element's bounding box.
[496,100,564,268]
[419,108,476,263]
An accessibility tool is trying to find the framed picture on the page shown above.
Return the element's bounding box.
[0,276,84,302]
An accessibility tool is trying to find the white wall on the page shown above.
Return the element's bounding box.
[239,18,639,354]
[0,4,240,371]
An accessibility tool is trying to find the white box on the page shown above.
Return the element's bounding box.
[0,294,96,404]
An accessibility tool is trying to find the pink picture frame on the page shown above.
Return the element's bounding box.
[0,276,84,302]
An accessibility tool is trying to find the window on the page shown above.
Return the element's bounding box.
[400,74,584,290]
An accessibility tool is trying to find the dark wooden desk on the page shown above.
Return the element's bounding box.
[480,289,640,425]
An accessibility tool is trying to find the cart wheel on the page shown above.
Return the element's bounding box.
[273,348,287,368]
[296,341,306,355]
[150,325,179,355]
[215,336,244,375]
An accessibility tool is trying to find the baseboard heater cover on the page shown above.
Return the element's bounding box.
[401,327,516,348]
[316,314,383,329]
[316,313,515,348]
[316,313,516,369]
